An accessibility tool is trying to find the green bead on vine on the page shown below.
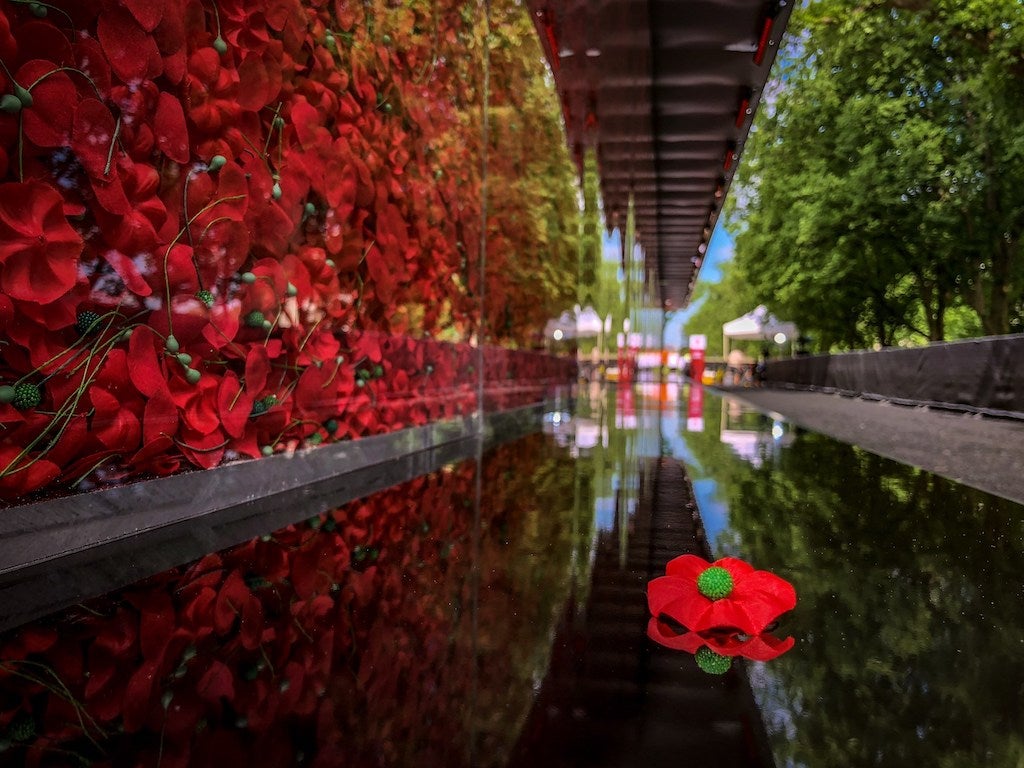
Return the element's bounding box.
[0,94,21,113]
[244,310,266,328]
[11,383,42,411]
[75,310,101,336]
[7,713,36,742]
[695,646,732,675]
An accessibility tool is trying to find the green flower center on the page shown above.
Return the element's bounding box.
[696,566,734,600]
[695,646,732,675]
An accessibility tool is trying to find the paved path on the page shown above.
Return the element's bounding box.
[718,387,1024,506]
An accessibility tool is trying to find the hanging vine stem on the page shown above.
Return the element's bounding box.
[191,213,236,292]
[172,434,230,454]
[102,115,122,178]
[0,660,107,750]
[1,61,106,180]
[262,102,283,158]
[7,309,125,388]
[1,340,115,479]
[162,194,247,334]
[69,450,120,489]
[319,355,346,389]
[1,313,130,479]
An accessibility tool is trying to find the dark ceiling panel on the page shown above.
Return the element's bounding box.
[527,0,793,308]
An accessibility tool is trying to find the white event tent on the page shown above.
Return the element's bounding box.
[722,305,798,357]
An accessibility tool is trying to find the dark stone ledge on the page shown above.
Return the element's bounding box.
[0,402,555,633]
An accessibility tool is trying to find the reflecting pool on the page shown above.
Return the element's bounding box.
[2,382,1023,767]
[672,385,1024,768]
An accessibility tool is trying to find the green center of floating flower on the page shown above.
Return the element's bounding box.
[696,566,734,600]
[695,646,732,675]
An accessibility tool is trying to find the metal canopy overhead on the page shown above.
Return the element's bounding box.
[527,0,794,309]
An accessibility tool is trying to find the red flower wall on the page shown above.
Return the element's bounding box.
[0,0,578,504]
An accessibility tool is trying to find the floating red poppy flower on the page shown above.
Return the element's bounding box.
[647,554,796,637]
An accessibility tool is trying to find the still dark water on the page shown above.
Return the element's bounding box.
[1,383,1023,767]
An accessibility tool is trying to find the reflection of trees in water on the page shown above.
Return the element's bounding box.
[720,434,1024,767]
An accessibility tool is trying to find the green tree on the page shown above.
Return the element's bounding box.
[683,260,755,357]
[730,0,1024,348]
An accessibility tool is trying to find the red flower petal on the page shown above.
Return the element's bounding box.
[128,326,168,397]
[217,372,253,439]
[122,659,160,732]
[155,91,190,163]
[245,345,270,395]
[646,618,706,653]
[137,591,175,662]
[213,570,248,634]
[101,248,153,297]
[72,98,117,178]
[18,61,77,148]
[647,574,707,622]
[90,386,142,451]
[730,570,798,633]
[664,553,710,580]
[98,7,158,83]
[714,556,756,579]
[196,660,235,704]
[0,447,60,498]
[123,0,166,32]
[731,634,795,662]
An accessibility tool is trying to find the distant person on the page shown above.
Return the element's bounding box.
[755,355,767,386]
[726,348,746,386]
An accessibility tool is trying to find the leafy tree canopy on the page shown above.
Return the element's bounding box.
[728,0,1024,350]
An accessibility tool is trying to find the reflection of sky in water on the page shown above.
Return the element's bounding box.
[692,479,730,554]
[661,409,731,554]
[595,495,616,531]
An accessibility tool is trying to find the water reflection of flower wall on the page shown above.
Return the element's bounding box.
[0,434,582,767]
[647,554,796,674]
[0,0,577,503]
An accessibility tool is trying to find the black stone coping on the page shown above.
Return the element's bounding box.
[0,402,558,634]
[763,335,1024,418]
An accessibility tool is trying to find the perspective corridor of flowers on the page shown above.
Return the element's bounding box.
[0,0,579,503]
[0,435,583,767]
[646,554,797,674]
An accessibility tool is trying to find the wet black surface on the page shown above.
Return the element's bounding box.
[1,382,1023,767]
[677,385,1024,768]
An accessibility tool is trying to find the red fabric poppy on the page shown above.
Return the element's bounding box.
[0,181,82,305]
[647,555,796,636]
[646,618,795,662]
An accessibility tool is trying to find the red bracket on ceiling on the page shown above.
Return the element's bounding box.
[722,142,738,172]
[753,1,783,65]
[541,9,561,71]
[735,88,753,128]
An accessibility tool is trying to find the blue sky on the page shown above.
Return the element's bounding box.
[599,221,734,349]
[664,221,734,348]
